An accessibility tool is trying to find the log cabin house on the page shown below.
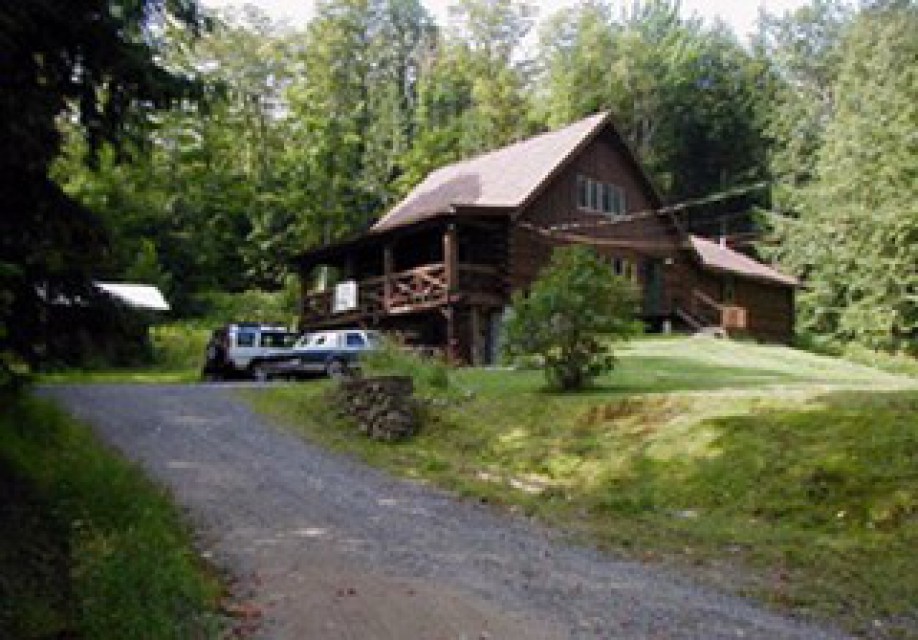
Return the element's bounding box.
[294,112,797,364]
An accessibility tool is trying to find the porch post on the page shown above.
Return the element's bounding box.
[470,306,481,366]
[443,223,458,295]
[383,243,394,311]
[444,306,458,365]
[343,254,356,281]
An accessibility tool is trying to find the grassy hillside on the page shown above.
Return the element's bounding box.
[247,338,917,638]
[0,394,222,638]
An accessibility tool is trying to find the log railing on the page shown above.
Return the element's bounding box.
[388,264,447,310]
[301,262,503,324]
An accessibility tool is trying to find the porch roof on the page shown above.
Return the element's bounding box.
[689,236,799,287]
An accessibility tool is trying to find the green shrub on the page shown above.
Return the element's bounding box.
[191,289,296,326]
[503,246,642,390]
[362,339,450,394]
[149,323,211,372]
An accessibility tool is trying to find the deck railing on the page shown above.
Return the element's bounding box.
[301,262,502,325]
[690,290,747,330]
[388,264,447,311]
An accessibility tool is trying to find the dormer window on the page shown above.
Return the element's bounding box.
[577,175,626,216]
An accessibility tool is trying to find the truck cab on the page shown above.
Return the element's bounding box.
[202,323,298,380]
[258,329,382,379]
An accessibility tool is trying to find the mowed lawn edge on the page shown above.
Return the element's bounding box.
[243,338,918,638]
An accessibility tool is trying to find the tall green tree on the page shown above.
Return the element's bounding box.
[362,0,436,207]
[446,0,537,149]
[766,4,918,352]
[536,0,772,201]
[0,0,206,370]
[54,6,300,300]
[285,0,434,242]
[396,0,535,193]
[394,42,477,194]
[760,0,852,211]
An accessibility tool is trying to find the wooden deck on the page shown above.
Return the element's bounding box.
[301,262,505,328]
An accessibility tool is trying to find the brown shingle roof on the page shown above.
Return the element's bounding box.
[372,112,613,233]
[689,235,799,287]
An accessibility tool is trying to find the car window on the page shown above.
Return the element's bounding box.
[236,331,256,348]
[346,333,365,347]
[366,332,382,347]
[261,332,296,348]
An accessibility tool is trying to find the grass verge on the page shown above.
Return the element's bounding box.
[38,322,211,384]
[0,392,222,639]
[244,338,918,638]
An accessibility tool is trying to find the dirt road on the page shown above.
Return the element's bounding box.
[43,384,848,640]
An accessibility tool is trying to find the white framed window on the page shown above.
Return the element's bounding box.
[577,175,589,209]
[601,183,613,213]
[613,186,626,215]
[590,181,601,210]
[577,174,626,216]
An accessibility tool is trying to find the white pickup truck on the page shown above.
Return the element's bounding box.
[201,323,298,380]
[254,329,382,380]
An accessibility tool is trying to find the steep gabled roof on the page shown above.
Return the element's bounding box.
[689,236,799,287]
[372,112,655,233]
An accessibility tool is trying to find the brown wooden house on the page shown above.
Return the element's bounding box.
[294,112,797,364]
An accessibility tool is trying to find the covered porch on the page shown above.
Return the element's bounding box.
[295,217,511,363]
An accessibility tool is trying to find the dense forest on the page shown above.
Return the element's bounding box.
[2,0,916,370]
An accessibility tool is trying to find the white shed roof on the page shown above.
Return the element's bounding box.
[95,282,171,311]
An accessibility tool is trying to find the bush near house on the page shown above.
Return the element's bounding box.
[503,246,642,390]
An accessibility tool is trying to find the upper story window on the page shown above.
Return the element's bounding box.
[577,175,626,216]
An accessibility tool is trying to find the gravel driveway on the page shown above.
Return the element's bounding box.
[42,384,849,640]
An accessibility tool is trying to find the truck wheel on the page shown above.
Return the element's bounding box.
[252,363,271,383]
[202,370,223,382]
[325,359,347,379]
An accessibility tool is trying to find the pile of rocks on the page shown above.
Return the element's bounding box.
[334,376,419,441]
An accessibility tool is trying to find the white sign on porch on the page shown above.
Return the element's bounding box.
[333,280,358,313]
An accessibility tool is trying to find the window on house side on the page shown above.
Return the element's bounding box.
[577,175,589,209]
[614,187,626,215]
[577,175,626,216]
[601,183,613,214]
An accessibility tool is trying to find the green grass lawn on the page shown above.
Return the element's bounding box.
[0,394,223,638]
[245,337,918,638]
[37,322,211,384]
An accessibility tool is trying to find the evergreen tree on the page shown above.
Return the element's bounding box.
[0,0,206,370]
[536,0,771,201]
[767,4,918,352]
[286,0,434,242]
